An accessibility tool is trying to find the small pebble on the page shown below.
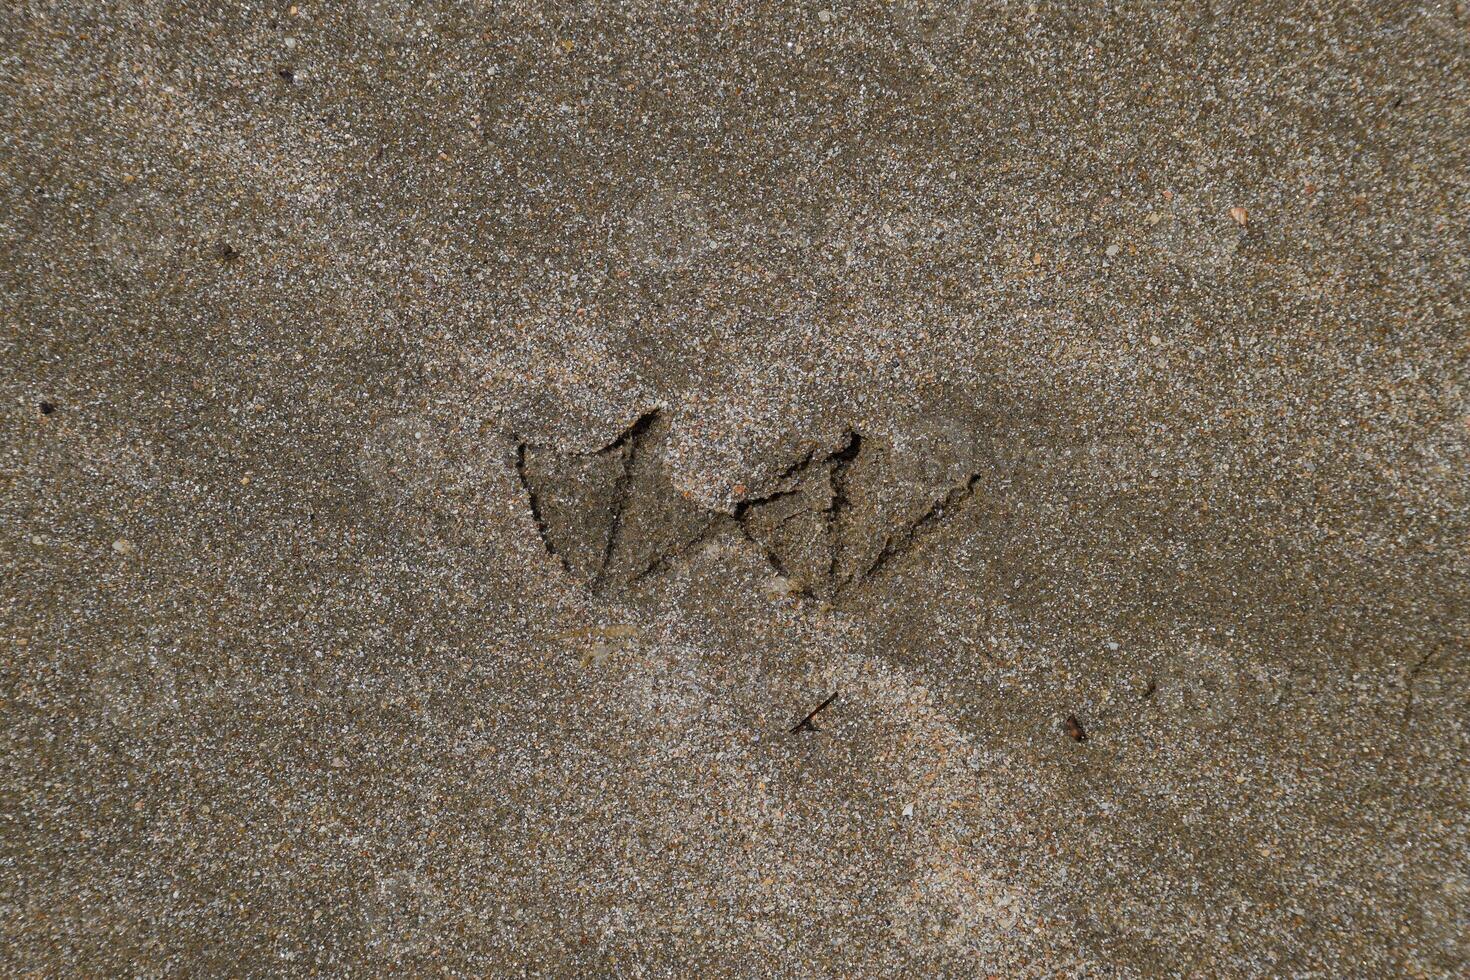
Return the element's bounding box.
[112,537,134,555]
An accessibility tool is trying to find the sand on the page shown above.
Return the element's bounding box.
[3,2,1467,975]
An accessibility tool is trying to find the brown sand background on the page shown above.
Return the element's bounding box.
[3,2,1467,975]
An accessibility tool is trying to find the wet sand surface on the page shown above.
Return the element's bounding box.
[2,2,1467,975]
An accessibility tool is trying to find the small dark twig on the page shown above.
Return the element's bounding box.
[789,691,838,734]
